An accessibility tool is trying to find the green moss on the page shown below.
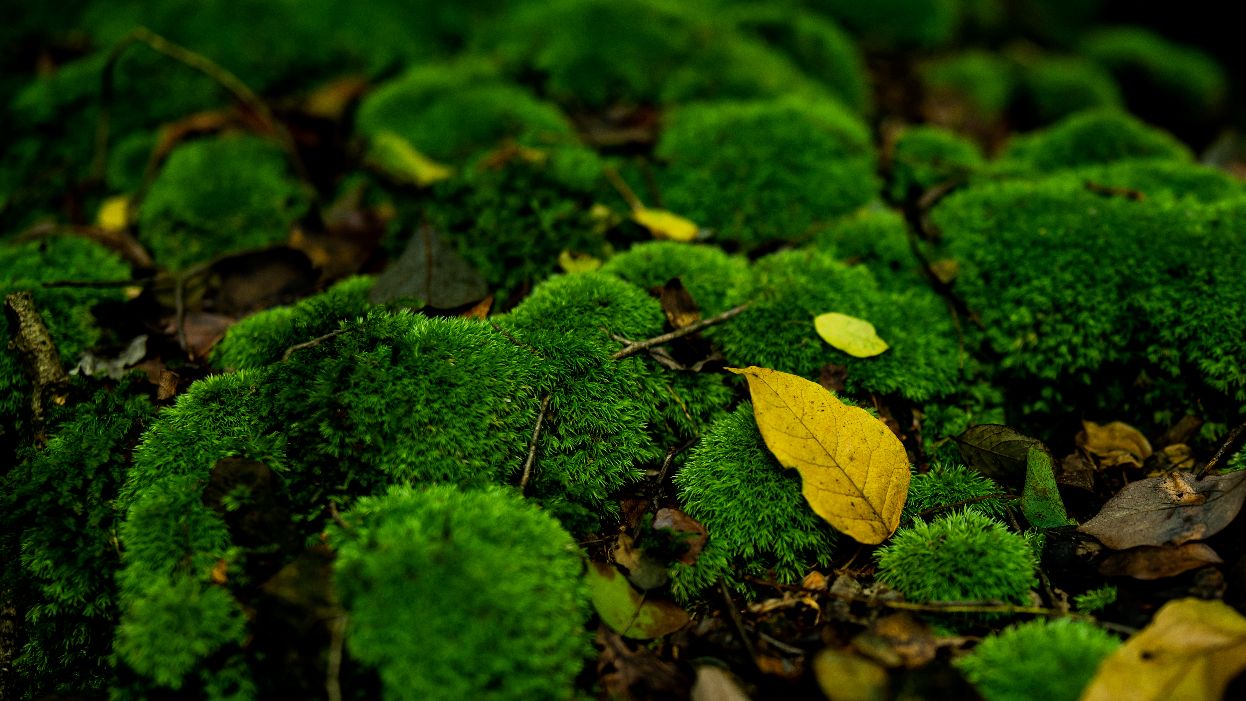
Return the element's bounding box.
[138,134,309,270]
[475,0,826,108]
[1059,160,1243,204]
[1082,26,1227,117]
[920,51,1017,116]
[600,242,753,315]
[708,247,960,402]
[808,0,960,49]
[211,276,375,370]
[672,405,838,600]
[1018,56,1122,125]
[728,6,870,112]
[954,618,1120,701]
[876,511,1037,612]
[330,484,589,701]
[1073,585,1117,614]
[997,110,1190,174]
[0,386,151,696]
[887,126,985,201]
[655,97,878,248]
[901,461,1012,524]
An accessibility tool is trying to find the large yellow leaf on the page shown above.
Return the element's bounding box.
[1081,598,1246,701]
[728,366,909,544]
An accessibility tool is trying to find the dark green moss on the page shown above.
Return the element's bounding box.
[901,461,1012,524]
[330,484,589,701]
[138,134,310,269]
[807,0,960,49]
[997,110,1190,174]
[1017,55,1122,125]
[887,126,985,201]
[655,97,878,247]
[600,242,753,315]
[672,404,838,600]
[955,618,1121,701]
[920,51,1017,117]
[1082,26,1227,119]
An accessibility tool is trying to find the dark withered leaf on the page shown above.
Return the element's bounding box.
[659,278,700,330]
[1078,471,1246,550]
[369,224,487,309]
[1097,543,1223,580]
[956,424,1042,485]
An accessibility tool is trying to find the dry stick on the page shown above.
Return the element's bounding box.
[602,165,646,212]
[520,395,552,492]
[4,292,70,441]
[92,27,312,190]
[1199,420,1246,477]
[612,302,751,360]
[718,579,761,670]
[282,329,346,361]
[325,613,347,701]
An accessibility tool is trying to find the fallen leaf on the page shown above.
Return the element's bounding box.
[1161,444,1196,471]
[632,207,699,242]
[928,258,960,284]
[1081,598,1246,701]
[652,508,707,565]
[367,130,453,187]
[813,648,889,701]
[1021,446,1072,528]
[691,665,751,701]
[1097,543,1223,580]
[659,278,700,330]
[1077,420,1153,469]
[611,533,669,591]
[164,312,235,360]
[368,225,488,309]
[557,249,602,273]
[955,424,1042,485]
[1077,471,1246,550]
[300,75,369,120]
[97,195,131,232]
[1057,452,1097,493]
[209,247,319,317]
[729,366,910,544]
[814,312,890,358]
[852,612,937,669]
[586,561,689,639]
[71,335,147,379]
[596,628,689,701]
[460,295,493,320]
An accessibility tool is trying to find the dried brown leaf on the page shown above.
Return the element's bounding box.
[1097,543,1223,580]
[955,424,1041,485]
[659,278,701,330]
[1078,471,1246,550]
[1077,420,1153,469]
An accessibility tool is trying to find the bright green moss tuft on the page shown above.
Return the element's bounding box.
[672,405,838,600]
[954,618,1121,701]
[1074,585,1117,614]
[1082,26,1227,118]
[997,110,1190,174]
[330,484,589,701]
[211,276,375,370]
[920,51,1017,116]
[138,134,310,269]
[656,97,878,247]
[876,511,1037,611]
[901,461,1012,524]
[808,0,960,49]
[1018,56,1122,125]
[600,242,753,315]
[708,248,960,402]
[887,126,985,201]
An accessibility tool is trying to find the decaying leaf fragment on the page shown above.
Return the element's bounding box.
[955,424,1042,485]
[1077,420,1153,469]
[586,562,689,640]
[368,225,487,309]
[1081,598,1246,701]
[1097,543,1223,580]
[632,207,700,242]
[814,312,890,358]
[729,366,909,544]
[1078,471,1246,550]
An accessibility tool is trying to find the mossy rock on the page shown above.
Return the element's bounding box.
[655,97,878,248]
[138,134,310,270]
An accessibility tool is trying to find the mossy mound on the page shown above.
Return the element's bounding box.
[330,484,589,701]
[1016,55,1122,125]
[656,97,878,248]
[996,109,1190,174]
[672,404,838,600]
[812,207,921,291]
[807,0,960,49]
[955,618,1121,701]
[901,461,1012,524]
[887,125,985,201]
[600,242,753,315]
[1082,26,1227,124]
[138,134,310,269]
[920,51,1017,118]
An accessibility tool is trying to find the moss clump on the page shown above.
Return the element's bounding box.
[812,207,920,292]
[0,386,151,697]
[997,110,1190,174]
[1073,585,1117,614]
[600,242,753,315]
[656,97,878,248]
[672,405,838,600]
[475,0,824,108]
[138,134,309,270]
[808,0,960,49]
[211,276,375,370]
[876,511,1037,612]
[887,126,985,201]
[920,51,1017,117]
[1082,26,1227,121]
[954,618,1121,701]
[708,248,960,402]
[728,6,870,113]
[1018,56,1122,125]
[901,461,1012,524]
[330,484,588,701]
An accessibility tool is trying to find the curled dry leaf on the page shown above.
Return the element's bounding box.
[1077,420,1153,469]
[729,366,909,544]
[1097,543,1223,580]
[1077,471,1246,550]
[814,312,890,358]
[1081,598,1246,701]
[611,533,669,591]
[955,424,1041,485]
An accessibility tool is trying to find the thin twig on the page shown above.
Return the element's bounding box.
[612,303,751,360]
[719,579,760,669]
[1200,420,1246,477]
[603,165,645,212]
[282,329,346,361]
[326,613,346,701]
[520,395,551,492]
[327,502,353,532]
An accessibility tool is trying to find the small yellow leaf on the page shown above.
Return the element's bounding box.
[728,366,909,544]
[558,249,602,273]
[97,195,131,232]
[1081,598,1246,701]
[368,130,453,187]
[632,207,699,242]
[814,312,890,358]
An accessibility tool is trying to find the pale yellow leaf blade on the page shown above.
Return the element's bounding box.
[1081,598,1246,701]
[728,366,909,544]
[558,249,602,273]
[97,195,131,232]
[368,130,454,187]
[814,313,890,358]
[632,207,699,242]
